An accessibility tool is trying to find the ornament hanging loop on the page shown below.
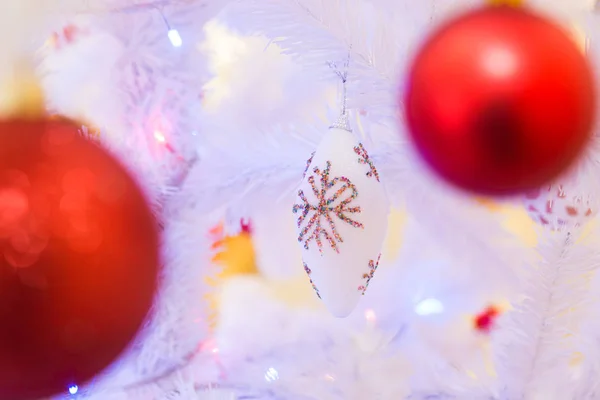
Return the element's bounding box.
[328,52,352,132]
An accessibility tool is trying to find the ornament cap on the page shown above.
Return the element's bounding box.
[486,0,523,6]
[329,112,352,132]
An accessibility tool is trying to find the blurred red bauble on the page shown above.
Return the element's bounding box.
[404,6,595,195]
[0,117,159,399]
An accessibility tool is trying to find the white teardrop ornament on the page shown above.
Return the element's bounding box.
[292,119,389,317]
[523,184,598,232]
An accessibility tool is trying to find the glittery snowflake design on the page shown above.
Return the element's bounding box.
[304,262,321,299]
[354,143,380,182]
[293,161,364,254]
[303,152,315,178]
[358,254,381,295]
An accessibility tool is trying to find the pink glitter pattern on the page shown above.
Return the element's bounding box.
[293,161,363,254]
[304,262,321,299]
[354,143,380,182]
[303,152,315,178]
[526,184,594,229]
[358,254,381,295]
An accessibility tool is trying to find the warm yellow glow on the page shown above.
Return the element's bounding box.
[210,231,259,280]
[571,24,588,53]
[45,33,59,49]
[465,369,478,379]
[570,351,584,367]
[206,226,260,329]
[0,67,44,119]
[475,197,502,212]
[268,276,322,308]
[199,22,249,110]
[501,206,538,248]
[199,20,332,121]
[480,341,498,377]
[383,208,406,262]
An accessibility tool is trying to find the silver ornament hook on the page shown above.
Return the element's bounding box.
[328,51,352,132]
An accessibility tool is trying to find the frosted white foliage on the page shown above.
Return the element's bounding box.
[215,277,412,399]
[41,3,237,214]
[494,229,600,400]
[200,21,328,132]
[251,205,304,280]
[1,0,600,398]
[224,0,419,122]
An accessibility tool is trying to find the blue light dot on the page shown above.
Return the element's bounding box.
[415,298,444,316]
[68,385,79,395]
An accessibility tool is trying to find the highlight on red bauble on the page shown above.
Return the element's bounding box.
[0,116,160,400]
[404,5,596,195]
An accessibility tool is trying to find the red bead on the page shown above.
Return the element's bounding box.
[240,218,253,234]
[0,117,159,399]
[404,6,595,195]
[474,306,499,333]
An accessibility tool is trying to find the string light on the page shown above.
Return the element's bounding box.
[265,367,279,382]
[154,130,166,143]
[156,8,182,47]
[68,385,79,395]
[364,309,376,322]
[415,298,444,316]
[168,29,183,47]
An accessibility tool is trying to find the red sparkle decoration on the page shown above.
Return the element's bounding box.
[474,306,500,333]
[49,25,88,49]
[240,218,253,235]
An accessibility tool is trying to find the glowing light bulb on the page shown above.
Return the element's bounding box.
[154,131,166,143]
[365,309,376,322]
[415,298,444,316]
[68,385,79,395]
[168,29,182,47]
[265,367,279,382]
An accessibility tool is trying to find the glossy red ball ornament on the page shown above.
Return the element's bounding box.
[0,117,159,400]
[404,6,595,195]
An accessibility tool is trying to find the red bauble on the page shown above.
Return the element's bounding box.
[0,117,159,399]
[404,6,595,195]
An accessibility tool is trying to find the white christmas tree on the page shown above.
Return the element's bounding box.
[2,0,600,399]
